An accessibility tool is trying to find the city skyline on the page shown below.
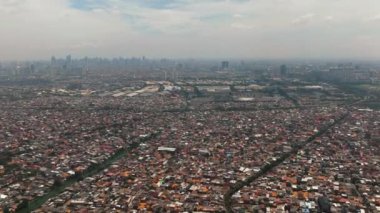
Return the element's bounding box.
[0,0,380,60]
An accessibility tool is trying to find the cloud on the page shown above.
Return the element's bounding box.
[367,14,380,22]
[292,13,315,25]
[323,16,334,23]
[0,0,380,60]
[231,22,254,30]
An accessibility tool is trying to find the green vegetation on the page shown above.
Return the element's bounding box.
[338,83,380,97]
[356,84,380,92]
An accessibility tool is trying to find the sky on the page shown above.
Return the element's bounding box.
[0,0,380,60]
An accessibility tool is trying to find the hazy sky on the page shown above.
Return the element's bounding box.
[0,0,380,60]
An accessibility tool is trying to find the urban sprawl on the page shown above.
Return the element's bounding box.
[0,58,379,212]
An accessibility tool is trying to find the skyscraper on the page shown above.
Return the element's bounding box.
[51,56,56,65]
[280,64,287,76]
[221,61,229,70]
[66,55,72,64]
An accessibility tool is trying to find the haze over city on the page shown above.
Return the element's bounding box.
[1,0,380,60]
[0,1,380,213]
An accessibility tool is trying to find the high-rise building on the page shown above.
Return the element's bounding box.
[221,61,229,70]
[66,55,72,64]
[280,64,287,76]
[30,64,35,74]
[51,56,56,65]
